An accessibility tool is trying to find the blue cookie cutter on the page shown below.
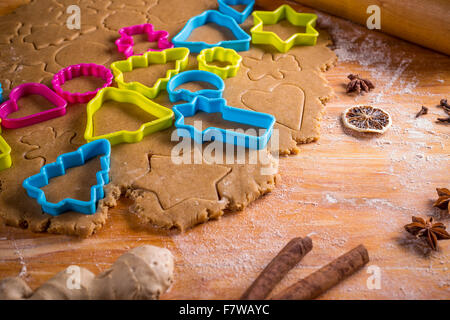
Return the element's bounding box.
[173,95,275,150]
[218,0,255,24]
[167,70,224,102]
[172,10,251,53]
[23,139,111,216]
[0,83,3,103]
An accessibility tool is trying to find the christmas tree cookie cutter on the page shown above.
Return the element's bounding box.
[250,4,319,53]
[22,139,111,216]
[0,83,68,129]
[52,63,113,104]
[84,87,174,146]
[115,23,174,58]
[0,124,12,171]
[172,95,275,150]
[217,0,255,24]
[197,47,242,79]
[110,47,190,100]
[172,10,251,53]
[167,70,225,102]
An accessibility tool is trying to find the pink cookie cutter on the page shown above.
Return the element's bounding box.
[115,23,174,58]
[52,63,113,104]
[0,83,68,129]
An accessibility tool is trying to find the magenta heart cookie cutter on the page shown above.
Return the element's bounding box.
[52,63,113,104]
[115,23,174,58]
[0,83,68,129]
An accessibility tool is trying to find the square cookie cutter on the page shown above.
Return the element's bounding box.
[173,95,275,150]
[217,0,255,24]
[115,23,174,58]
[22,139,111,216]
[172,10,251,53]
[84,87,174,146]
[110,47,190,100]
[251,4,319,53]
[0,83,68,129]
[197,47,242,79]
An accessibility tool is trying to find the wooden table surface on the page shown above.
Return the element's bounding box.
[0,0,449,299]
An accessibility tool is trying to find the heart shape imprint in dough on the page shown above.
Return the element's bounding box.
[242,84,305,131]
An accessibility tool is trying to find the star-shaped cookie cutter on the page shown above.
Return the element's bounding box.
[22,139,111,216]
[197,47,242,79]
[110,47,190,100]
[115,23,174,59]
[84,87,174,146]
[172,10,251,53]
[0,83,68,129]
[250,4,319,53]
[217,0,255,24]
[173,95,275,150]
[0,124,12,171]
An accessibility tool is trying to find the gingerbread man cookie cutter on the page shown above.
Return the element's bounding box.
[110,47,190,100]
[84,87,174,146]
[115,23,174,58]
[22,139,111,216]
[251,4,319,53]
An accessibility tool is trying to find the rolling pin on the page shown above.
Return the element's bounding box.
[256,0,450,55]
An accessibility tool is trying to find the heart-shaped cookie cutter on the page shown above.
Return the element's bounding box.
[0,83,68,129]
[172,10,251,53]
[52,63,113,104]
[84,87,174,146]
[111,47,190,100]
[115,23,174,58]
[217,0,255,24]
[167,70,225,102]
[251,4,319,53]
[22,139,111,216]
[173,95,275,150]
[197,47,242,79]
[0,124,12,171]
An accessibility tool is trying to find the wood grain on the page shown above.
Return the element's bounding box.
[279,0,450,55]
[0,0,449,299]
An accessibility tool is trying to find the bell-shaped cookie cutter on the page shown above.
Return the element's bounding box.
[52,63,113,104]
[167,70,225,103]
[0,124,12,171]
[251,4,319,53]
[197,47,242,79]
[22,139,111,216]
[172,10,251,53]
[0,83,68,129]
[84,87,174,146]
[115,23,174,58]
[217,0,255,24]
[110,47,190,100]
[173,95,275,150]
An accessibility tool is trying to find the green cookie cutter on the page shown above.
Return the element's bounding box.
[0,122,12,171]
[110,47,190,99]
[84,87,174,146]
[197,47,242,79]
[250,4,319,53]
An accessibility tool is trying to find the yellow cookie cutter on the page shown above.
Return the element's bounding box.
[84,87,174,146]
[0,121,12,171]
[110,47,190,99]
[197,47,242,79]
[251,4,319,53]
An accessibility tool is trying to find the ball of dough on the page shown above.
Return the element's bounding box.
[0,277,33,300]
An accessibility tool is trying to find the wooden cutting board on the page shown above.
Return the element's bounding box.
[0,0,449,299]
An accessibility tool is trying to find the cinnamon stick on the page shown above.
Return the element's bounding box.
[272,244,369,300]
[240,236,313,300]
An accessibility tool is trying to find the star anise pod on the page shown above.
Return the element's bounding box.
[433,188,450,211]
[346,74,375,94]
[404,216,450,250]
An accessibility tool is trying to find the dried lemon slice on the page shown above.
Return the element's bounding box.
[342,106,392,133]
